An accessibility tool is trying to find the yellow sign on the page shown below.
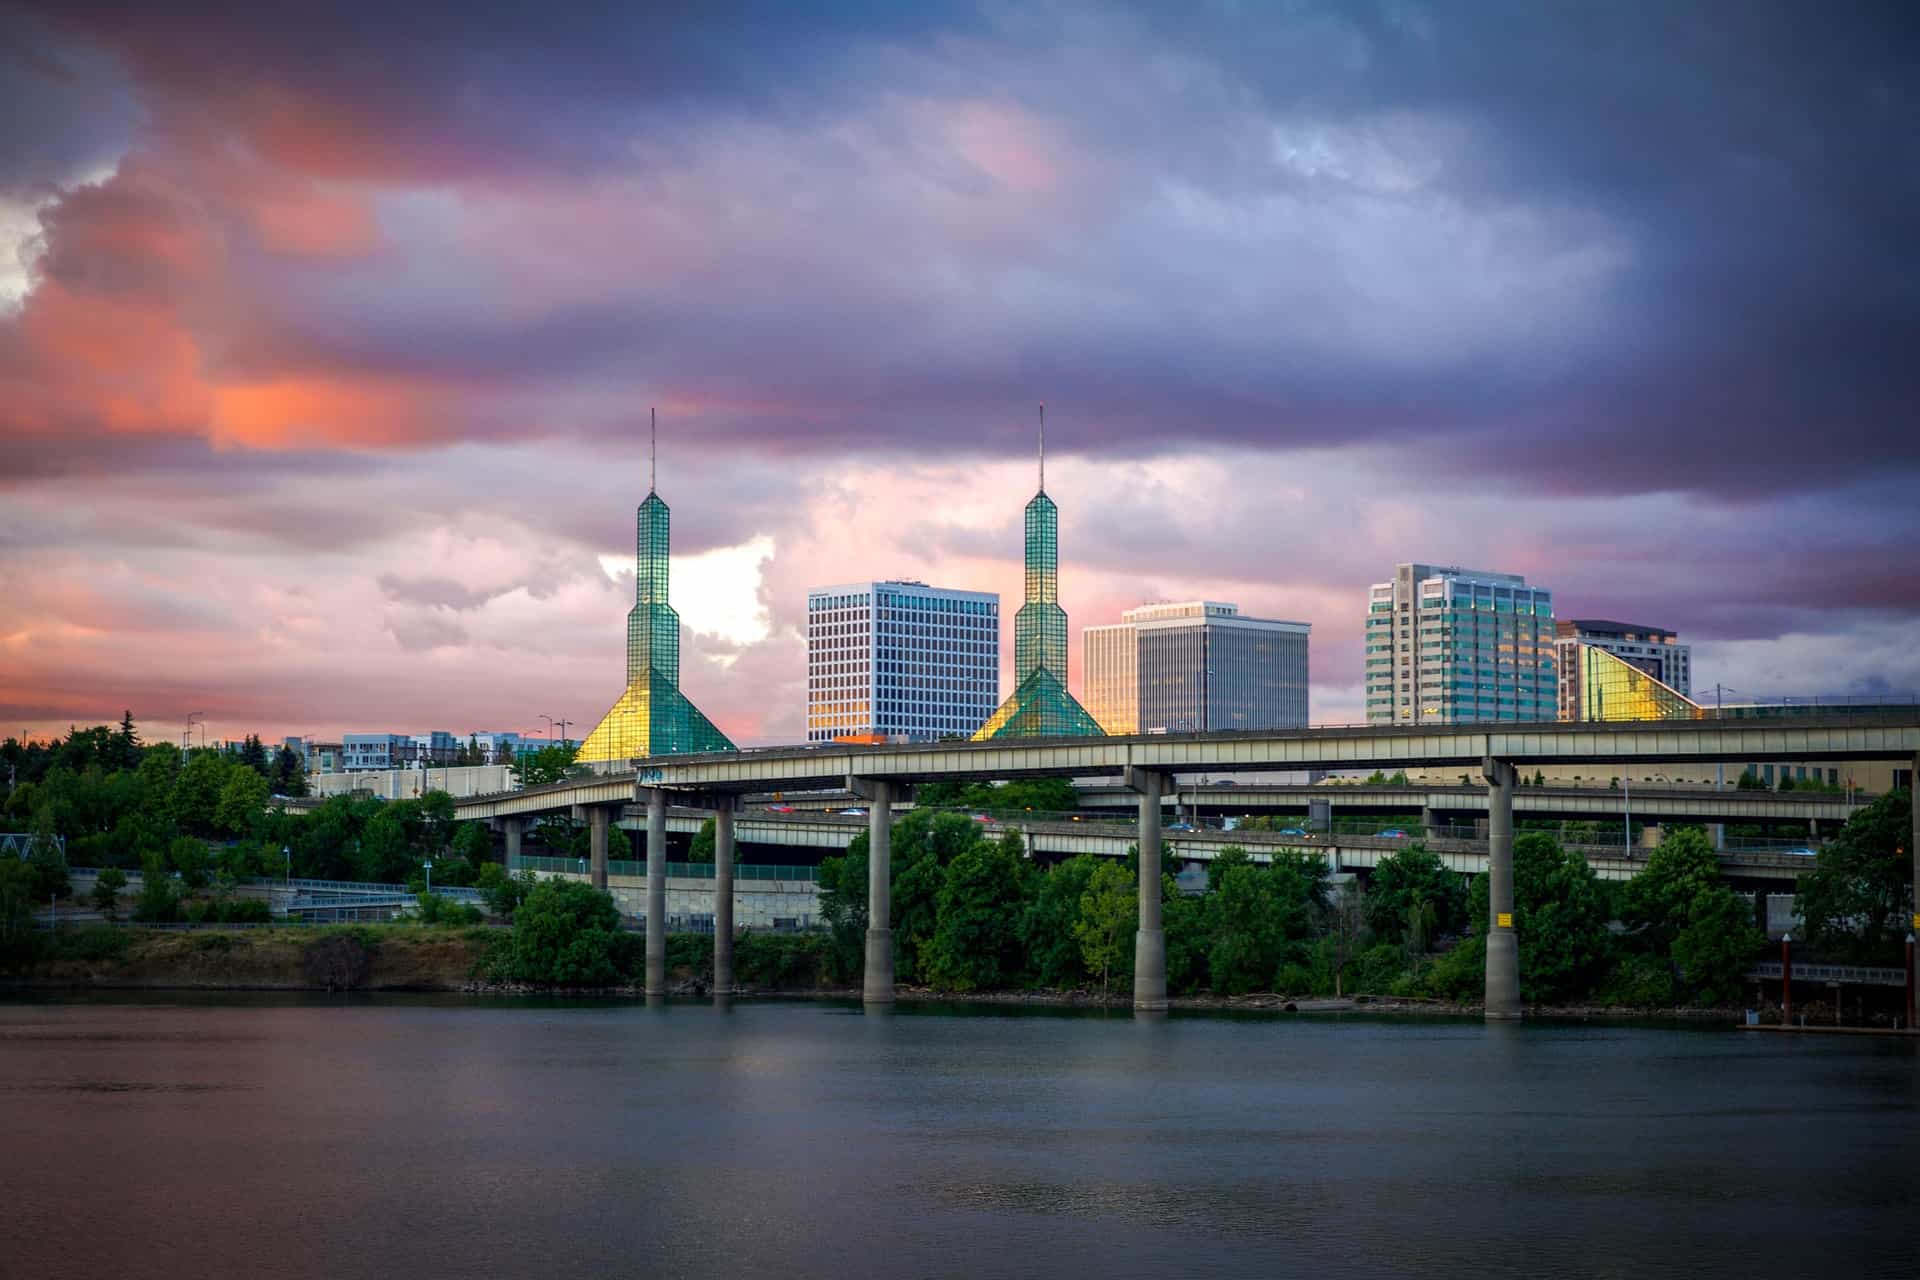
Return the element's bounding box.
[1497,913,1513,929]
[1912,913,1920,930]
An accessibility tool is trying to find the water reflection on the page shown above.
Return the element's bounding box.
[0,996,1915,1280]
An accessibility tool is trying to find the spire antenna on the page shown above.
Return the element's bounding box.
[1038,402,1045,492]
[650,407,657,493]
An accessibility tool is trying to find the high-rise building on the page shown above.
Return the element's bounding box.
[806,581,1000,742]
[1084,602,1310,734]
[578,412,736,764]
[973,407,1104,739]
[1554,619,1692,720]
[1365,564,1557,725]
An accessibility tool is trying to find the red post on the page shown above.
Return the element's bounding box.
[1781,933,1793,1026]
[1906,934,1915,1032]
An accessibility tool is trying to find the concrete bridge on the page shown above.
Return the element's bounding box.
[427,713,1920,1020]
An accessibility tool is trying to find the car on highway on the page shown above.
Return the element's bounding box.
[1378,829,1409,839]
[766,804,796,813]
[1277,827,1309,837]
[840,807,867,817]
[1167,822,1196,832]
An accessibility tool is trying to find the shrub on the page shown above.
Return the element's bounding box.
[1422,936,1486,1003]
[1274,962,1315,996]
[1348,943,1411,995]
[1593,952,1676,1008]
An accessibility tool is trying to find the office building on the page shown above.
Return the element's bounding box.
[342,733,413,770]
[578,414,736,763]
[973,410,1103,739]
[1555,619,1691,720]
[1085,602,1310,734]
[806,581,1000,742]
[1365,564,1557,725]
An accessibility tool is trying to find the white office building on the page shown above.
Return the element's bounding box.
[807,580,999,742]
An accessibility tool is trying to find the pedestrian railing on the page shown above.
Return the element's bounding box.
[508,854,820,882]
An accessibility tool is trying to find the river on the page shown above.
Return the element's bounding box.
[2,995,1915,1278]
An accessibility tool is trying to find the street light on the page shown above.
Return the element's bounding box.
[423,859,433,896]
[540,715,556,745]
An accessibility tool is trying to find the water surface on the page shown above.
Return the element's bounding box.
[2,995,1915,1278]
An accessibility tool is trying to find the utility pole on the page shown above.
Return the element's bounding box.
[556,719,573,747]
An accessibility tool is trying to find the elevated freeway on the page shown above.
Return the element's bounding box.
[369,714,1920,1019]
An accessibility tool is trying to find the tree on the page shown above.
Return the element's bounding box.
[270,745,309,797]
[168,836,212,890]
[1020,855,1099,989]
[503,879,623,985]
[1468,833,1611,1003]
[238,734,270,778]
[689,817,717,863]
[1207,852,1314,995]
[451,823,494,879]
[91,866,128,919]
[1323,883,1368,995]
[1793,789,1913,961]
[27,812,71,900]
[113,711,142,772]
[477,864,537,918]
[512,744,581,787]
[1073,861,1136,996]
[1672,887,1764,1005]
[1735,770,1766,791]
[1366,844,1466,946]
[888,810,987,982]
[215,766,270,836]
[817,832,870,980]
[1622,827,1720,951]
[134,853,180,923]
[925,833,1025,991]
[171,752,230,836]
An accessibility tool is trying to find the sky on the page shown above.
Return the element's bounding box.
[2,0,1917,748]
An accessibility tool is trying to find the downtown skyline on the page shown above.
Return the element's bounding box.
[3,1,1917,746]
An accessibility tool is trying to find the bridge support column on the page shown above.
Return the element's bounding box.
[588,805,610,891]
[503,816,523,868]
[849,777,900,1005]
[1126,766,1172,1012]
[713,797,736,996]
[1483,757,1520,1021]
[1420,805,1437,840]
[644,787,668,997]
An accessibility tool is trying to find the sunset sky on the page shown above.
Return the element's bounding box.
[3,1,1916,747]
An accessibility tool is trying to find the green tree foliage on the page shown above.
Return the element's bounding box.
[237,734,270,778]
[168,836,212,890]
[133,853,180,923]
[917,777,1079,815]
[501,879,623,985]
[689,817,716,862]
[1207,851,1316,994]
[816,832,870,979]
[171,751,230,836]
[888,810,987,982]
[214,766,269,837]
[0,858,36,961]
[1161,873,1207,995]
[925,832,1027,991]
[477,864,537,918]
[1073,860,1136,995]
[1019,854,1098,989]
[1792,788,1913,961]
[415,892,484,926]
[269,745,309,797]
[1468,833,1611,1003]
[1365,844,1466,946]
[450,823,495,880]
[1622,827,1720,951]
[27,814,71,900]
[511,744,582,787]
[1735,770,1766,791]
[91,866,128,918]
[1671,888,1763,1004]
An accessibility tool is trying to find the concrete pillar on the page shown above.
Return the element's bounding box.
[1911,751,1919,963]
[1710,822,1725,852]
[863,781,895,1005]
[1420,805,1437,839]
[589,805,610,891]
[645,787,668,997]
[1483,757,1520,1021]
[503,815,523,866]
[1127,766,1169,1012]
[713,798,736,996]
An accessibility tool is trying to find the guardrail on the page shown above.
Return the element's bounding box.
[507,855,819,882]
[1745,961,1906,987]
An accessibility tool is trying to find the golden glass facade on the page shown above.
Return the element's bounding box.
[578,479,735,763]
[1578,644,1704,721]
[974,479,1102,741]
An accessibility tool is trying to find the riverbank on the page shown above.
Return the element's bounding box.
[3,927,1762,1023]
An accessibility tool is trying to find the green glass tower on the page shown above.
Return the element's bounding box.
[579,412,736,763]
[974,407,1104,740]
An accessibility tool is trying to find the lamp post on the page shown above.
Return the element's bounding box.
[424,859,432,896]
[1781,932,1794,1025]
[540,714,556,745]
[282,845,290,890]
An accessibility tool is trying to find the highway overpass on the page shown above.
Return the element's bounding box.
[366,714,1920,1019]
